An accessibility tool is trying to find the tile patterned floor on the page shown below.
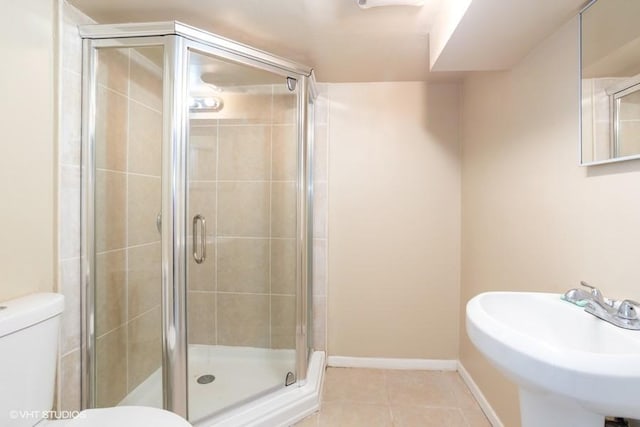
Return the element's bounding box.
[294,367,492,427]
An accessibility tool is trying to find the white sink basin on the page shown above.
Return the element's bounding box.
[466,292,640,427]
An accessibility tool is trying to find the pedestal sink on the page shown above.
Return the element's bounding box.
[466,292,640,427]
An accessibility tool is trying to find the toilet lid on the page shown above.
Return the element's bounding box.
[64,406,192,427]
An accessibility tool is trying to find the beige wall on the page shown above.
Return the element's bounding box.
[327,82,461,359]
[460,17,640,426]
[0,0,55,301]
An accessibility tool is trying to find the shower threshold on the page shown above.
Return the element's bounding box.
[119,345,325,426]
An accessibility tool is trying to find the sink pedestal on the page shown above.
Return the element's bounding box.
[520,388,604,427]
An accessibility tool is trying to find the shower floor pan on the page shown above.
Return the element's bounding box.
[119,345,325,426]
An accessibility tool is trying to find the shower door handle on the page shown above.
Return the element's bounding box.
[192,214,206,264]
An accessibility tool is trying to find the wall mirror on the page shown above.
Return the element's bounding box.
[580,0,640,165]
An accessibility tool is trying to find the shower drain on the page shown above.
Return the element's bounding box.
[197,374,215,385]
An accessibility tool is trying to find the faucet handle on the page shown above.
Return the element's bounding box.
[580,281,603,299]
[580,281,596,290]
[617,300,640,320]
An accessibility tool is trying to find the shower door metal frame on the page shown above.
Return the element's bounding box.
[80,21,316,420]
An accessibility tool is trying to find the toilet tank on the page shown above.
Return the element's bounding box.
[0,293,65,427]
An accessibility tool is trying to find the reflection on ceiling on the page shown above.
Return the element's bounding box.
[190,50,283,91]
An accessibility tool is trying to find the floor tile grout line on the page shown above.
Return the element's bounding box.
[305,367,490,427]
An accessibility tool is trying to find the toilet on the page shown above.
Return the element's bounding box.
[0,293,191,427]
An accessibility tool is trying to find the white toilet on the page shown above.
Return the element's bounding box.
[0,293,192,427]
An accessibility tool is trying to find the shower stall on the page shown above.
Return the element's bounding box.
[79,21,321,425]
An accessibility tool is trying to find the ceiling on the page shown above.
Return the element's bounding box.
[69,0,587,82]
[430,0,587,71]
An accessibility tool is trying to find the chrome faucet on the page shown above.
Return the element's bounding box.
[579,281,616,314]
[563,281,640,330]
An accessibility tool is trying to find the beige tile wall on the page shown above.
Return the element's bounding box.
[58,3,165,409]
[187,83,303,351]
[92,45,164,407]
[58,2,94,413]
[313,85,329,351]
[618,89,640,157]
[581,77,624,163]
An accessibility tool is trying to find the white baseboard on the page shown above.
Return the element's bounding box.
[327,355,458,371]
[457,361,504,427]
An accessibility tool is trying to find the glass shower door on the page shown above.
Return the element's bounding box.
[185,49,299,422]
[90,44,165,409]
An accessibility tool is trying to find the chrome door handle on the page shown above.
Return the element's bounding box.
[192,214,206,264]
